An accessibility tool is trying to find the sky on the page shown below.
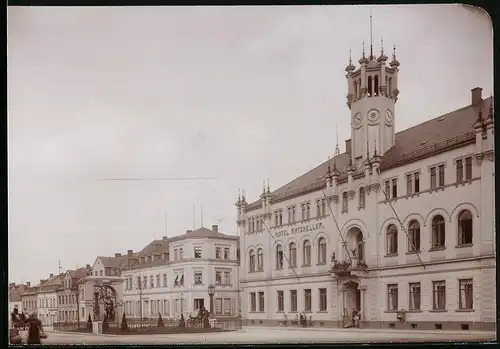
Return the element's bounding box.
[8,5,493,284]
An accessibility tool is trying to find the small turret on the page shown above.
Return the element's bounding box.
[377,38,388,63]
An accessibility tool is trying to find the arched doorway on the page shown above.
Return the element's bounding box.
[345,227,364,265]
[93,285,118,321]
[341,280,361,327]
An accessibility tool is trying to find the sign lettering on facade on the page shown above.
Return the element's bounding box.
[274,222,325,237]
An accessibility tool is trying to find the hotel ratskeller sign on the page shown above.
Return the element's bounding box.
[273,221,325,237]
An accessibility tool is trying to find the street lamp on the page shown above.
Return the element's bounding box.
[208,284,215,318]
[180,292,184,314]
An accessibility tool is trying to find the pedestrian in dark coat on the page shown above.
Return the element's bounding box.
[26,314,44,344]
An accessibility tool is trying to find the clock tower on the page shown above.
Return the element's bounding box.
[345,39,400,165]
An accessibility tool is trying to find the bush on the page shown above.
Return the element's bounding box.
[120,313,129,332]
[102,314,109,332]
[87,314,93,330]
[157,314,164,328]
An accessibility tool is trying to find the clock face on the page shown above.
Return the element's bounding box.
[385,110,394,124]
[352,113,362,126]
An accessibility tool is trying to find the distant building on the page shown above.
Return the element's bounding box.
[37,273,64,326]
[56,266,91,322]
[21,282,39,316]
[9,283,27,326]
[122,225,240,319]
[237,44,495,330]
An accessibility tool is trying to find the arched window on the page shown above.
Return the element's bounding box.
[359,187,366,208]
[368,76,373,97]
[458,210,473,245]
[257,248,264,271]
[249,250,255,273]
[387,224,398,255]
[342,192,349,213]
[276,245,284,269]
[318,238,327,264]
[432,215,446,248]
[408,220,421,252]
[374,75,379,96]
[289,242,297,267]
[303,240,312,266]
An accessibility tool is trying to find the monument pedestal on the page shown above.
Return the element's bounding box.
[92,321,103,335]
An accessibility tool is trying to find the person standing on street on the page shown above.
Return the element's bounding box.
[26,313,45,344]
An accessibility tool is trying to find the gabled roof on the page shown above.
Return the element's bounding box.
[9,285,27,302]
[245,97,492,211]
[168,227,238,243]
[95,255,129,269]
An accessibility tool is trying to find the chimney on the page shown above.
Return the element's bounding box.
[49,273,53,278]
[212,224,219,233]
[26,282,31,287]
[85,264,90,269]
[345,139,352,155]
[127,250,133,257]
[114,253,121,257]
[471,87,483,106]
[162,236,168,240]
[186,230,193,233]
[9,282,15,287]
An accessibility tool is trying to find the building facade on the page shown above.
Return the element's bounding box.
[237,45,495,330]
[21,282,39,316]
[37,274,64,326]
[122,225,240,319]
[57,266,91,322]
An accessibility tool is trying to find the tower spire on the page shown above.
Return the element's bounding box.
[369,8,373,60]
[334,123,340,156]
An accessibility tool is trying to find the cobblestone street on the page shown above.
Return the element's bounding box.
[33,327,496,345]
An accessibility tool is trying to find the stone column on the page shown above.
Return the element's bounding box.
[357,285,367,320]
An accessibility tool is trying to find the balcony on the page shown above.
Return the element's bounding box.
[330,259,368,278]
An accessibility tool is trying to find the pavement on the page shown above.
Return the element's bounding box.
[22,326,495,344]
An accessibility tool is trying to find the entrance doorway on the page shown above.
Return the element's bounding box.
[194,298,205,311]
[343,281,361,317]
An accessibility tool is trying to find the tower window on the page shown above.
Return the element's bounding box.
[374,75,379,96]
[368,76,373,97]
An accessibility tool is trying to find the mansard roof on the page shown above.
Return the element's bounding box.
[245,96,492,211]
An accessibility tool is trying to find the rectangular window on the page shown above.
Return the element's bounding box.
[342,192,348,212]
[215,271,222,285]
[279,209,283,226]
[250,292,256,312]
[290,290,297,312]
[406,174,413,195]
[432,281,446,310]
[414,172,420,192]
[459,279,473,310]
[321,199,326,216]
[304,289,312,312]
[306,202,311,219]
[215,298,222,315]
[258,292,265,312]
[224,271,231,285]
[174,249,178,261]
[150,276,154,288]
[316,200,321,217]
[288,207,292,223]
[143,276,147,289]
[194,271,203,285]
[392,178,398,198]
[430,167,437,189]
[291,206,296,223]
[275,211,279,227]
[456,159,464,182]
[163,274,167,288]
[465,157,473,180]
[156,275,160,288]
[319,288,327,312]
[385,180,391,199]
[224,248,230,260]
[408,282,421,311]
[194,246,202,259]
[387,284,398,311]
[438,164,445,187]
[277,291,284,312]
[215,247,221,259]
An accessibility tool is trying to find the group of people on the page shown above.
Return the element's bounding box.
[10,309,47,345]
[281,313,314,327]
[343,308,361,328]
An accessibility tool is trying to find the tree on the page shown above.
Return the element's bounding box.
[120,313,129,332]
[157,313,164,328]
[86,313,93,330]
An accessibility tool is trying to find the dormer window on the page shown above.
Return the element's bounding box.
[194,246,202,259]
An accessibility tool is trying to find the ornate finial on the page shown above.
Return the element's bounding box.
[362,41,366,58]
[262,180,266,194]
[381,38,384,56]
[489,97,493,118]
[392,45,396,61]
[366,140,370,159]
[478,108,483,120]
[327,156,331,172]
[374,140,377,156]
[349,49,352,65]
[267,178,270,193]
[238,188,241,201]
[242,188,246,199]
[369,8,373,60]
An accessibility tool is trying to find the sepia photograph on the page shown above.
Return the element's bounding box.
[7,4,495,345]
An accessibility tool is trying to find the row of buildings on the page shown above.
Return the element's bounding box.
[10,40,495,332]
[9,224,240,326]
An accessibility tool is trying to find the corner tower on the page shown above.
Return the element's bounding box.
[345,37,400,165]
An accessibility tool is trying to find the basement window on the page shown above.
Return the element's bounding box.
[461,324,470,331]
[435,324,443,330]
[411,324,417,329]
[389,323,395,329]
